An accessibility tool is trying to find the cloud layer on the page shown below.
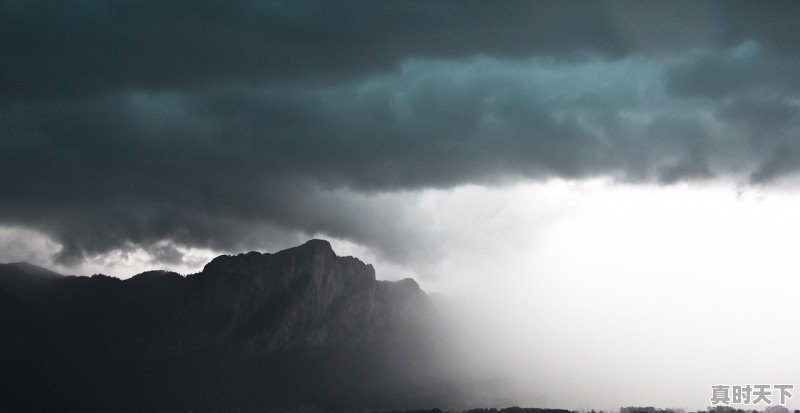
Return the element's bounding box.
[3,0,800,266]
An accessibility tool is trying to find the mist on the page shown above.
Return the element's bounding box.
[3,179,798,410]
[364,180,800,411]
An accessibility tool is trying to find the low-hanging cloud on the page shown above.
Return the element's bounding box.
[2,0,800,267]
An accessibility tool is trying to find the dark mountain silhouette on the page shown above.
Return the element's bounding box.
[0,261,63,299]
[0,239,462,411]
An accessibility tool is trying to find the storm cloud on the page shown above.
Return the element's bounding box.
[3,0,800,267]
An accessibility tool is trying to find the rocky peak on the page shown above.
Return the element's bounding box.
[176,240,411,351]
[127,270,182,282]
[291,238,336,254]
[195,239,374,292]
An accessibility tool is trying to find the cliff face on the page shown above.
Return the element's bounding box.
[186,239,426,353]
[0,240,444,410]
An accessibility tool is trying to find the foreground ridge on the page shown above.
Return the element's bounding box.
[0,240,449,410]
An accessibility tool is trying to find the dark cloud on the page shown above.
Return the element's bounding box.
[2,0,800,266]
[6,0,792,103]
[665,42,800,99]
[0,0,633,103]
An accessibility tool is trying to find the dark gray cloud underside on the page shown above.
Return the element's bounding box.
[2,0,800,265]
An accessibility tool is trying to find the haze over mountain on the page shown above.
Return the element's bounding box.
[0,239,470,411]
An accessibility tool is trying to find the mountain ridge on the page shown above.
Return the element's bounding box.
[0,239,455,410]
[0,261,65,299]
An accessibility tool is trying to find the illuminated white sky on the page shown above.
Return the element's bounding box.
[400,180,800,410]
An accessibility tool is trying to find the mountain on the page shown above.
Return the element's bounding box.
[0,261,63,299]
[0,240,459,411]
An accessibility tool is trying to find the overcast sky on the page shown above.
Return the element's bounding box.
[2,1,800,409]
